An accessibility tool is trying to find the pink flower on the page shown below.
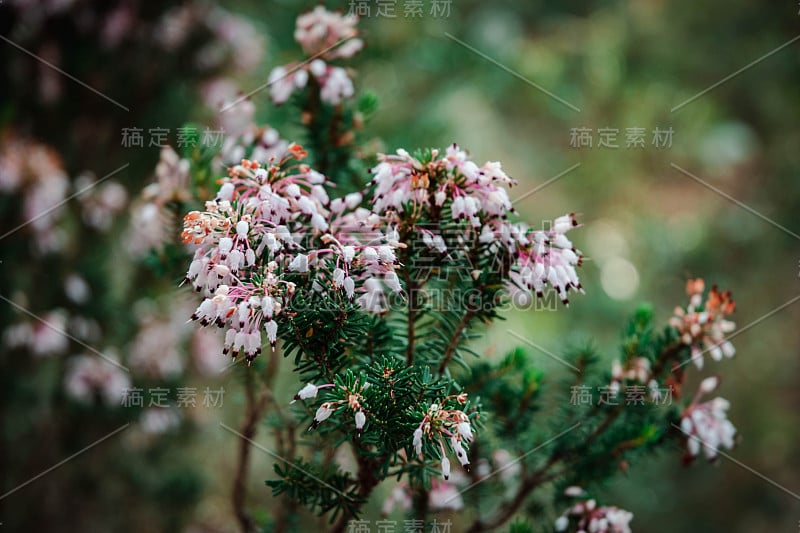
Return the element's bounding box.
[293,6,363,59]
[428,479,463,510]
[0,132,70,253]
[3,309,70,357]
[381,483,412,515]
[680,396,736,460]
[411,399,475,479]
[64,354,131,406]
[670,279,736,370]
[369,144,583,306]
[555,492,633,533]
[267,7,362,106]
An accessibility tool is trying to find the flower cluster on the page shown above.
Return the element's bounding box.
[554,488,633,533]
[679,376,736,461]
[268,7,362,105]
[370,144,583,305]
[182,145,407,362]
[670,278,736,369]
[293,381,369,434]
[412,395,474,480]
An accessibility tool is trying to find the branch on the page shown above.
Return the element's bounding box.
[232,372,271,533]
[404,268,417,366]
[438,309,475,374]
[232,346,287,533]
[330,454,384,533]
[412,486,430,523]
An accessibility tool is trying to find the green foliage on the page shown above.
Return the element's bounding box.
[267,458,364,521]
[281,290,373,382]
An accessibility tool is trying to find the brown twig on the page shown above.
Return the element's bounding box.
[438,309,475,374]
[405,270,417,366]
[232,370,271,533]
[232,343,291,533]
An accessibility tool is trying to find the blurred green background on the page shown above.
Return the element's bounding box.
[1,0,799,531]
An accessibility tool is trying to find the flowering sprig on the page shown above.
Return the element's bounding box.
[171,8,745,531]
[411,394,474,480]
[183,146,406,362]
[597,281,739,466]
[293,377,371,435]
[603,278,738,404]
[670,278,736,369]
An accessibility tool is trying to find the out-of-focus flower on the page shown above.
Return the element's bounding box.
[127,202,175,256]
[129,314,184,380]
[381,483,412,515]
[269,60,356,106]
[564,486,586,497]
[679,376,736,461]
[148,146,192,205]
[64,353,131,406]
[267,7,361,105]
[3,309,70,357]
[317,64,355,105]
[294,6,363,59]
[555,490,633,533]
[100,3,135,49]
[206,8,264,71]
[126,146,190,256]
[76,175,129,231]
[611,357,650,384]
[64,274,91,304]
[0,130,70,253]
[37,42,62,103]
[670,278,736,370]
[191,327,227,376]
[139,407,182,436]
[154,5,198,51]
[610,356,651,393]
[67,315,102,344]
[153,5,264,72]
[491,448,521,482]
[428,479,463,511]
[381,479,463,515]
